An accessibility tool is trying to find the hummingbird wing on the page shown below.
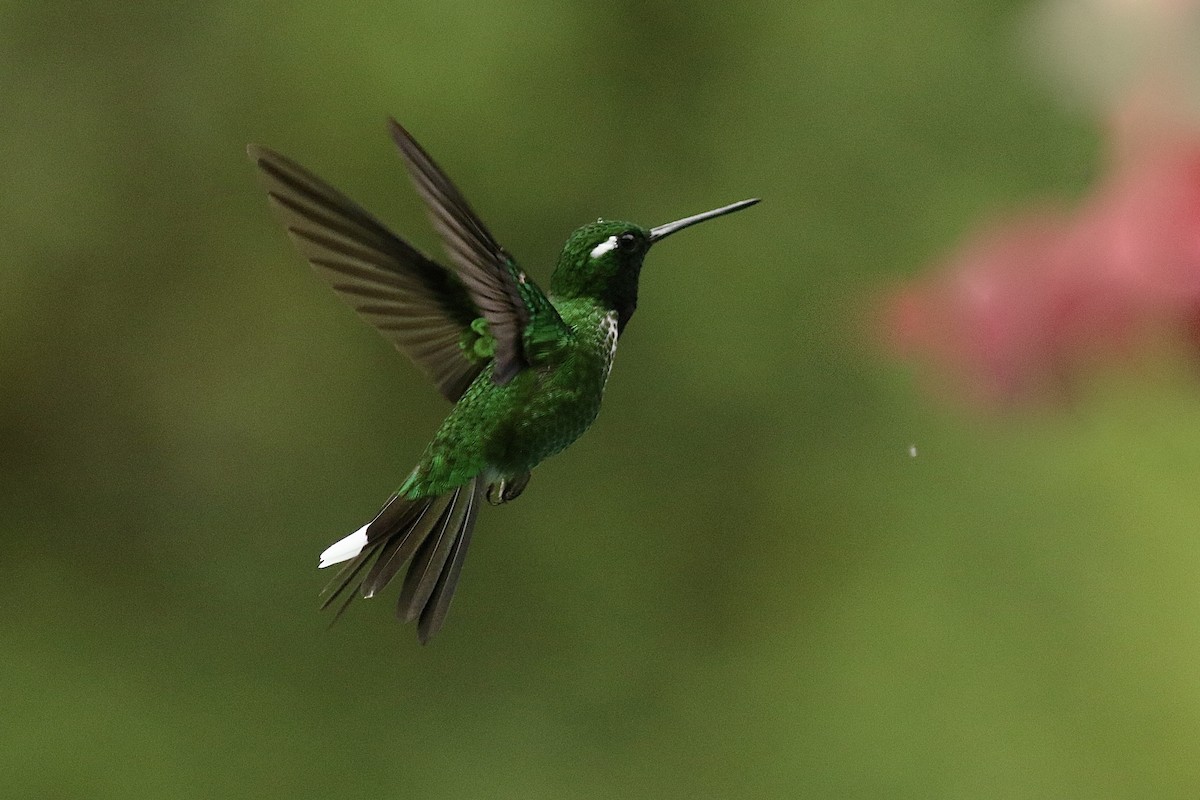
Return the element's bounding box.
[388,119,564,386]
[248,145,487,402]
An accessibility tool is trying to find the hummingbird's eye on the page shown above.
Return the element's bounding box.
[617,232,639,252]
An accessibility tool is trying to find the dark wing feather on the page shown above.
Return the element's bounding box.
[387,119,560,385]
[248,144,485,401]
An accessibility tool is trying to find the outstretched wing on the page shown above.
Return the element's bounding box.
[387,119,564,385]
[248,144,486,401]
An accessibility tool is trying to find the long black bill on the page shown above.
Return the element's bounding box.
[648,198,760,244]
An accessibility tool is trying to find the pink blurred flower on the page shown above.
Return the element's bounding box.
[882,0,1200,405]
[885,133,1200,404]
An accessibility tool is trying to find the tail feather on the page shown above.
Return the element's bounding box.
[318,476,483,642]
[322,553,374,623]
[398,481,476,623]
[362,494,451,598]
[418,483,481,642]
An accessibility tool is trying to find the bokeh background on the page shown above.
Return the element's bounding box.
[6,0,1200,797]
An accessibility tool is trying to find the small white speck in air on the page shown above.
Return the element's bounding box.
[590,236,618,259]
[908,444,918,458]
[518,271,527,285]
[319,524,369,568]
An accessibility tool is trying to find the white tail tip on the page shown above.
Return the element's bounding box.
[318,524,369,568]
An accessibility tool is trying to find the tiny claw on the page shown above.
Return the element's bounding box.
[486,472,531,505]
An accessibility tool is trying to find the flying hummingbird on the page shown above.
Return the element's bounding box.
[248,119,758,643]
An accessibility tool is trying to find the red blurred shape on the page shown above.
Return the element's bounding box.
[882,117,1200,406]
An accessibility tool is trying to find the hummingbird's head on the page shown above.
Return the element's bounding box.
[550,199,759,333]
[551,219,652,333]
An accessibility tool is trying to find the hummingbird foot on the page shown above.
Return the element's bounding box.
[486,472,531,505]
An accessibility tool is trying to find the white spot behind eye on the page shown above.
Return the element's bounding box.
[590,236,618,259]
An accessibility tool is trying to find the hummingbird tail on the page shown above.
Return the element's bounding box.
[318,476,484,643]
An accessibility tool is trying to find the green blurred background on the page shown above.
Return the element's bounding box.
[5,1,1200,797]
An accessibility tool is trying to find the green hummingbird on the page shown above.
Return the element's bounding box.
[248,119,758,643]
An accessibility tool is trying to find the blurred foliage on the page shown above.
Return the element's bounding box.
[4,1,1200,798]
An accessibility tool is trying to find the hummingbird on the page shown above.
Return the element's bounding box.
[248,119,758,643]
